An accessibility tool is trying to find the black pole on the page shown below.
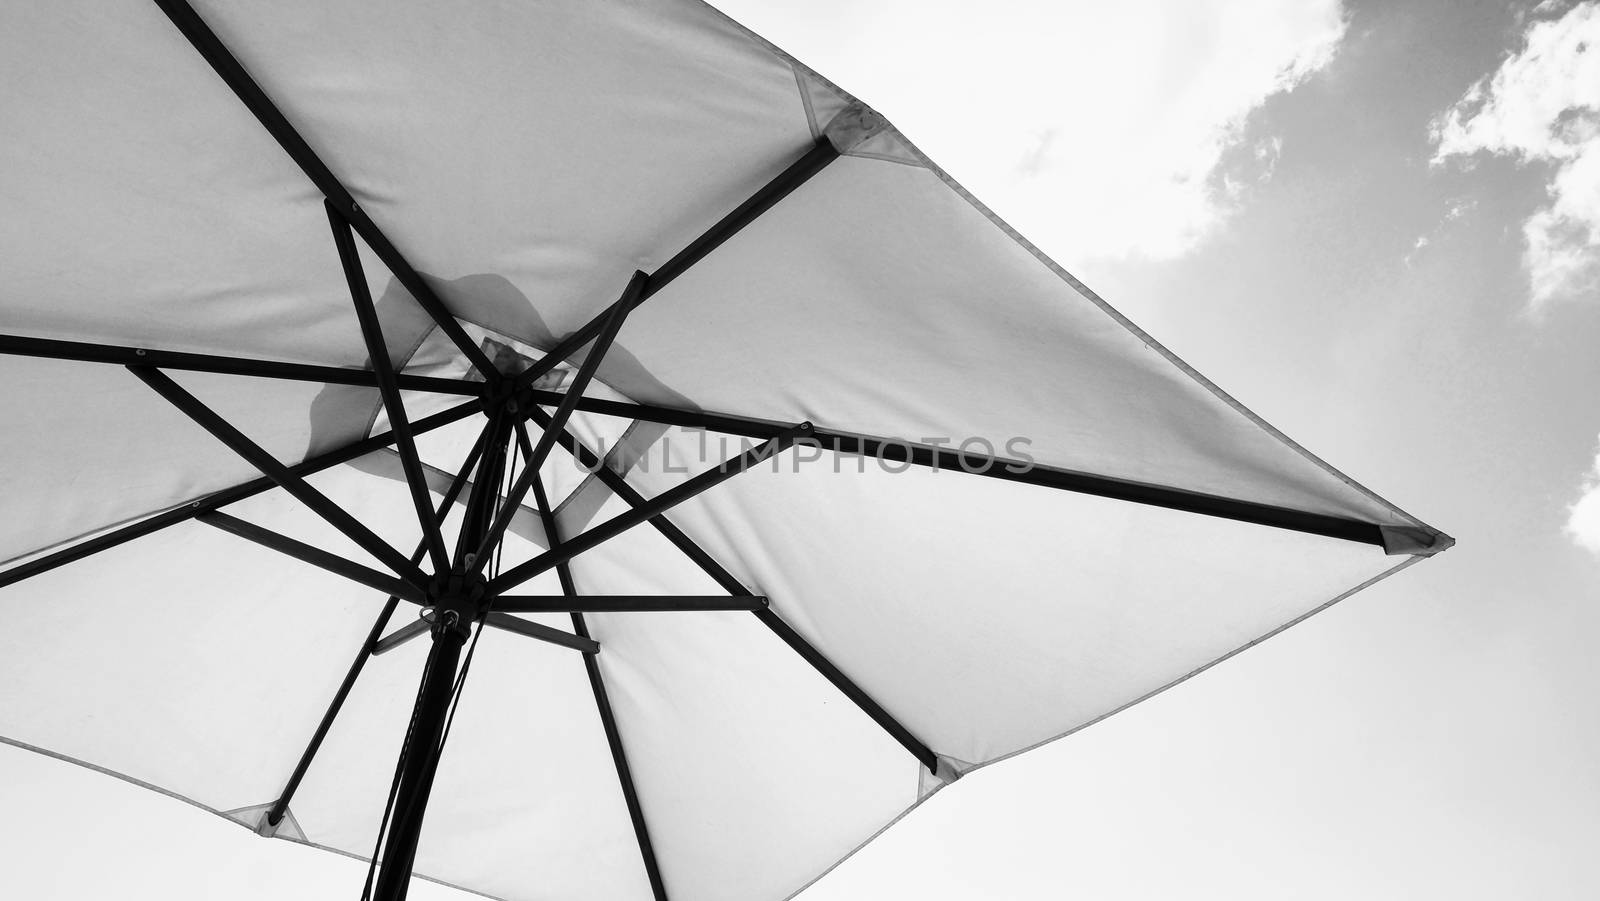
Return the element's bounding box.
[467,271,644,574]
[370,620,467,901]
[371,413,512,901]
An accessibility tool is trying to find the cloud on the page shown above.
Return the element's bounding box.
[1432,2,1600,306]
[1404,198,1476,266]
[974,1,1349,260]
[1016,128,1058,178]
[1568,437,1600,554]
[1404,234,1430,267]
[735,0,1349,261]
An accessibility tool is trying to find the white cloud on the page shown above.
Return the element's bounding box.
[1432,2,1600,306]
[1568,437,1600,554]
[719,0,1348,261]
[1404,234,1430,267]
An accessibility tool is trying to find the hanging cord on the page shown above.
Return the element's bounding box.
[357,426,515,900]
[364,425,524,892]
[428,423,520,766]
[358,642,438,901]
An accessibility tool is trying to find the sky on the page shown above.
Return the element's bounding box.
[2,0,1598,898]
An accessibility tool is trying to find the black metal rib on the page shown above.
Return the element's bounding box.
[0,333,477,395]
[469,272,645,573]
[199,511,424,603]
[266,597,401,827]
[0,400,477,592]
[263,419,490,828]
[454,412,514,566]
[528,410,941,773]
[481,612,599,654]
[150,0,499,380]
[751,608,938,772]
[494,596,768,613]
[529,472,668,901]
[487,424,808,594]
[329,201,451,573]
[512,138,839,391]
[372,619,430,656]
[130,365,429,586]
[526,409,753,596]
[520,393,1388,548]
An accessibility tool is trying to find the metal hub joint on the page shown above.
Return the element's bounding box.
[479,378,543,418]
[423,571,489,639]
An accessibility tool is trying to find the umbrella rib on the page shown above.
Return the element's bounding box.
[521,392,1392,548]
[529,467,669,901]
[130,365,429,587]
[371,618,431,656]
[526,410,942,773]
[149,0,500,381]
[0,333,478,395]
[467,271,646,575]
[480,611,599,654]
[493,595,768,613]
[748,607,940,772]
[262,417,494,830]
[199,511,425,603]
[328,201,452,573]
[0,399,479,592]
[510,137,839,392]
[486,423,810,595]
[453,410,514,565]
[263,595,401,832]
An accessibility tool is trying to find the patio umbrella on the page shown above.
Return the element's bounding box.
[0,2,1451,900]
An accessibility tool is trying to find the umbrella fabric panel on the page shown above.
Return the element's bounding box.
[544,408,649,509]
[1,0,1432,539]
[219,447,653,901]
[187,0,819,344]
[0,2,385,367]
[0,514,398,813]
[609,154,1426,531]
[0,439,471,810]
[607,428,1402,767]
[584,608,921,901]
[562,497,922,901]
[163,0,1430,534]
[0,446,657,901]
[291,612,656,901]
[0,450,467,812]
[0,361,382,564]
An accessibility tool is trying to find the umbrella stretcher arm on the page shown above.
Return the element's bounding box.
[151,0,499,380]
[528,462,670,901]
[524,408,943,774]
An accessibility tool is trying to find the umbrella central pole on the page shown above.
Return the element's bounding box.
[370,602,471,901]
[372,413,512,901]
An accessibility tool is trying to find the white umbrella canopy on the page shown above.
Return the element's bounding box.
[0,2,1451,901]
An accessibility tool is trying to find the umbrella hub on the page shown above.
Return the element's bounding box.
[478,378,545,417]
[422,571,489,639]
